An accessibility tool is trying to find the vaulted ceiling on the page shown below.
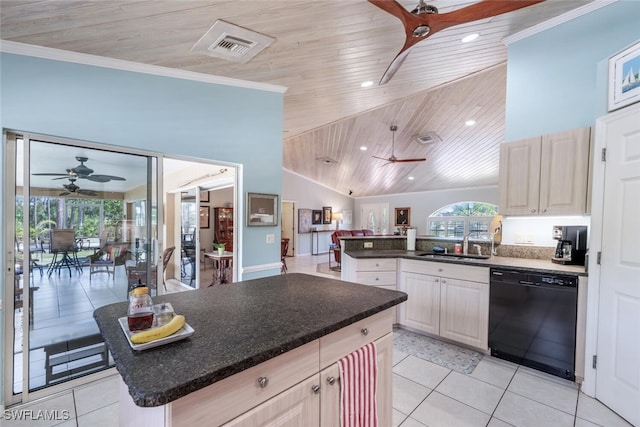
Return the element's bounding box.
[0,0,594,196]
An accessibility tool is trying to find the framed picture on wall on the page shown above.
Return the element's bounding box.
[394,207,410,227]
[608,40,640,112]
[298,209,312,233]
[312,210,322,225]
[247,192,278,226]
[322,207,332,224]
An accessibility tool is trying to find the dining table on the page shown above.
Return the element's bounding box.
[203,251,233,286]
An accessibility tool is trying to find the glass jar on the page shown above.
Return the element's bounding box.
[127,286,154,331]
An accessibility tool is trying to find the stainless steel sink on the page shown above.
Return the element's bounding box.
[417,253,490,261]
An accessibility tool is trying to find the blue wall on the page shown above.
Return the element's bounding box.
[505,1,640,140]
[1,52,284,271]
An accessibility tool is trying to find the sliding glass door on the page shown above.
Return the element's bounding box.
[4,132,159,404]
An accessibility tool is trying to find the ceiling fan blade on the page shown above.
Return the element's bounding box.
[379,47,414,85]
[59,191,71,196]
[81,175,110,183]
[91,174,126,181]
[78,189,98,196]
[372,155,392,161]
[392,158,427,163]
[33,173,68,177]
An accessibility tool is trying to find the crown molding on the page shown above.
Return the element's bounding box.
[503,0,617,45]
[0,40,287,94]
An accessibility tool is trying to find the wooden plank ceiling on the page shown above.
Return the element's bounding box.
[0,0,593,196]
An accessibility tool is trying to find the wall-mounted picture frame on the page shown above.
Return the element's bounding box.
[322,206,332,224]
[247,192,279,226]
[394,207,410,227]
[312,210,322,225]
[342,209,353,226]
[298,209,312,233]
[608,40,640,112]
[199,190,209,203]
[199,206,210,229]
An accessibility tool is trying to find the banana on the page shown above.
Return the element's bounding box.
[130,315,186,344]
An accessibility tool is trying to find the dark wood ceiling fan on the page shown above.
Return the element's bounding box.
[33,156,126,183]
[373,125,427,164]
[59,177,98,197]
[369,0,545,85]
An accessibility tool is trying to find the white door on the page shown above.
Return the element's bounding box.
[360,203,390,234]
[596,105,640,426]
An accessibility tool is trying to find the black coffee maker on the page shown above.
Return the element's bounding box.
[552,225,588,265]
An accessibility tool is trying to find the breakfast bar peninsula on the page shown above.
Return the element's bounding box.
[94,273,407,426]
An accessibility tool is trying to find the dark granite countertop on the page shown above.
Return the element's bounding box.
[93,273,407,407]
[344,250,587,276]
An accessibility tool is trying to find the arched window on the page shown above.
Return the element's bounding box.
[427,201,498,239]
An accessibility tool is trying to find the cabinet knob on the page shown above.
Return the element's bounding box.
[531,209,536,213]
[312,384,321,394]
[375,277,379,281]
[375,263,379,267]
[257,377,269,388]
[435,278,439,283]
[442,279,447,284]
[327,376,336,385]
[541,208,547,213]
[361,328,369,336]
[438,268,443,273]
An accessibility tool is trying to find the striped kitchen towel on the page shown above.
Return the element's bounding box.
[338,341,378,427]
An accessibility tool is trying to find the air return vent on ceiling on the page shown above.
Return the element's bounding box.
[415,132,442,145]
[191,20,274,64]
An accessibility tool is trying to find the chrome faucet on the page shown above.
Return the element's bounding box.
[463,233,470,255]
[473,244,482,256]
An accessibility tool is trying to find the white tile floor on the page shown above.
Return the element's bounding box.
[2,254,632,426]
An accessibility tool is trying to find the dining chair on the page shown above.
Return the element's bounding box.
[88,242,129,281]
[48,229,81,276]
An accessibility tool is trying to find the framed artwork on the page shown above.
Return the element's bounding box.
[298,209,312,233]
[199,190,209,203]
[247,192,278,226]
[312,210,322,225]
[394,207,410,227]
[608,40,640,112]
[322,207,332,224]
[199,206,210,229]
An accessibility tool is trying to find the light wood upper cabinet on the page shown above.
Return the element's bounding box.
[499,127,591,215]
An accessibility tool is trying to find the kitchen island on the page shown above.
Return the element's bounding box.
[94,273,407,426]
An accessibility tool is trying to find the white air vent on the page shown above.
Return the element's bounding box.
[415,132,442,145]
[192,20,274,64]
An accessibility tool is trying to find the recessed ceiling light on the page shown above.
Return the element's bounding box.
[462,33,479,43]
[465,120,476,126]
[361,81,374,88]
[408,176,415,180]
[360,146,367,151]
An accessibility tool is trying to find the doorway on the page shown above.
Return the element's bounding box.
[281,201,295,256]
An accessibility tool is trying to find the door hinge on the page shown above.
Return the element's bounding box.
[601,148,606,162]
[592,355,597,369]
[597,252,601,265]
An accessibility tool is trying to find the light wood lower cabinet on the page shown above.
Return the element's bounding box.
[399,260,489,351]
[223,375,320,427]
[120,309,394,427]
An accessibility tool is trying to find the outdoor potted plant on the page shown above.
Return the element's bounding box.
[214,242,226,256]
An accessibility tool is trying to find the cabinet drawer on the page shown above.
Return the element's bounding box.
[172,340,319,427]
[319,309,392,369]
[356,258,397,272]
[356,271,396,286]
[400,259,488,283]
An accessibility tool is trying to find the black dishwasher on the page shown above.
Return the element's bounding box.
[488,268,578,381]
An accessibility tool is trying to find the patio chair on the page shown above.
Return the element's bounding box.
[88,243,129,281]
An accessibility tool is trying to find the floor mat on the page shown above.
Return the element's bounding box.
[393,328,483,374]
